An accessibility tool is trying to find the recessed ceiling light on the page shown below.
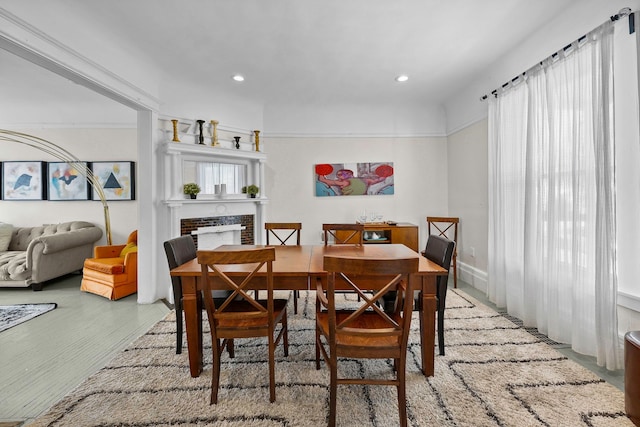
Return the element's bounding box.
[395,75,409,82]
[232,74,245,82]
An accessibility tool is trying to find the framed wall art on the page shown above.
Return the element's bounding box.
[2,161,47,200]
[47,162,90,201]
[315,162,394,197]
[90,161,136,201]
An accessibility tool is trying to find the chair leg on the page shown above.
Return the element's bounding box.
[268,335,276,402]
[397,357,408,427]
[437,282,447,356]
[315,326,321,370]
[293,290,298,314]
[329,361,338,427]
[282,311,289,356]
[175,300,183,354]
[211,339,222,404]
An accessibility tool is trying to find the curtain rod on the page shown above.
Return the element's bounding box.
[480,7,635,101]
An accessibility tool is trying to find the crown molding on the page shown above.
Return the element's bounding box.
[0,7,160,112]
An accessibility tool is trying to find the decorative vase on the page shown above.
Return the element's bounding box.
[196,120,205,144]
[234,136,241,149]
[253,130,260,152]
[210,120,219,146]
[171,119,180,142]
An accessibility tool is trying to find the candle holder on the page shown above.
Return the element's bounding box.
[210,120,219,146]
[254,130,260,152]
[196,120,205,144]
[234,136,241,149]
[171,119,180,142]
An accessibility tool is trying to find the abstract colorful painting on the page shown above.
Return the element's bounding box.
[315,162,394,197]
[2,161,46,200]
[90,161,136,201]
[47,162,90,201]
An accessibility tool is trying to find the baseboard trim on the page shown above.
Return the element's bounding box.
[457,262,488,293]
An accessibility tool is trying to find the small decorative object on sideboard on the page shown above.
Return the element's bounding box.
[210,120,219,146]
[171,119,180,142]
[196,120,205,144]
[234,136,241,149]
[241,185,259,198]
[254,130,260,152]
[183,182,201,199]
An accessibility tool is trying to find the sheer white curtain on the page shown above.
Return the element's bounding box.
[488,20,622,369]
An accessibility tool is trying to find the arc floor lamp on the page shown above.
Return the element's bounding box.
[0,129,112,245]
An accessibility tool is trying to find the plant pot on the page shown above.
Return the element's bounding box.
[250,194,256,198]
[190,194,197,199]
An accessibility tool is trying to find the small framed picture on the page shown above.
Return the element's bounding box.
[90,161,136,201]
[2,161,47,200]
[47,162,90,201]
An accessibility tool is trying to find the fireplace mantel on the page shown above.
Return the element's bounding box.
[159,123,268,243]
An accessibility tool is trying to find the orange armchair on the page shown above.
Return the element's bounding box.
[81,230,138,300]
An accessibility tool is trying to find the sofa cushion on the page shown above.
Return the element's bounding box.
[84,258,125,274]
[0,223,13,251]
[0,251,30,281]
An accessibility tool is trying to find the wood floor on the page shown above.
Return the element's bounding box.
[0,274,624,425]
[0,274,170,425]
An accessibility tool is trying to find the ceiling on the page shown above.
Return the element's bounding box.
[0,0,579,123]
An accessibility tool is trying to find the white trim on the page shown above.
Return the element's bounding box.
[619,291,640,312]
[445,112,488,136]
[263,131,448,139]
[0,122,137,129]
[0,7,160,112]
[457,261,488,294]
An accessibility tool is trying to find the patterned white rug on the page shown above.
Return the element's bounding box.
[29,291,632,426]
[0,303,57,333]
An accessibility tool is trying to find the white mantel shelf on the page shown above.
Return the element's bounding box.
[161,141,267,162]
[165,198,269,207]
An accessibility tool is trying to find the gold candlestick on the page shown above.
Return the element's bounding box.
[210,120,219,146]
[171,119,180,142]
[254,130,260,152]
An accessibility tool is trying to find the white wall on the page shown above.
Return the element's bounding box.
[447,119,489,290]
[0,128,138,246]
[264,103,447,137]
[264,136,448,248]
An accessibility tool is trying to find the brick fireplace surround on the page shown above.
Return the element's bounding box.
[180,215,255,248]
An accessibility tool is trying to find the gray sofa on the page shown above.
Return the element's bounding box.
[0,221,103,291]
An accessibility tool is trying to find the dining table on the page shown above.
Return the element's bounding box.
[170,243,447,378]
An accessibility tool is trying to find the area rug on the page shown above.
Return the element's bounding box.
[0,303,57,333]
[28,291,632,427]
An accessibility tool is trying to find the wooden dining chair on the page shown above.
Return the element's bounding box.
[420,234,455,356]
[164,235,235,356]
[322,223,364,246]
[265,222,301,245]
[265,222,302,313]
[315,254,418,427]
[197,247,289,403]
[322,223,366,301]
[426,216,459,288]
[163,235,197,354]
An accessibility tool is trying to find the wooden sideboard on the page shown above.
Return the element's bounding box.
[336,222,419,252]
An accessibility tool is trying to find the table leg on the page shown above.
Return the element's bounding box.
[182,276,203,377]
[419,275,437,377]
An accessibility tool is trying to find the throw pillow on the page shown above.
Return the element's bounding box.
[0,223,13,252]
[120,242,138,257]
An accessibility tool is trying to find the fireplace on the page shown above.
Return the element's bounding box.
[181,215,255,248]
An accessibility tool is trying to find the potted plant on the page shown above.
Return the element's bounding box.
[183,182,201,199]
[241,185,260,198]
